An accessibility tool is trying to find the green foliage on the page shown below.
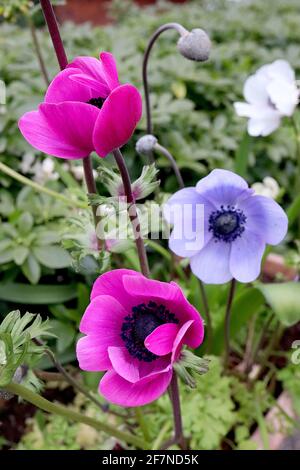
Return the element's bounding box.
[0,309,52,386]
[0,187,72,283]
[257,283,300,326]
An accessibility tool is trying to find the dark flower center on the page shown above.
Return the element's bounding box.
[87,97,105,109]
[209,205,246,243]
[121,301,179,362]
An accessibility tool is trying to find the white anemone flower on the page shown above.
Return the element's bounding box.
[252,176,280,199]
[234,60,299,136]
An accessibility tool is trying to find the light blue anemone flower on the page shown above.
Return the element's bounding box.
[164,169,288,284]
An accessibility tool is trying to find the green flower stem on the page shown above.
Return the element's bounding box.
[0,161,86,209]
[198,278,213,354]
[28,16,50,87]
[146,240,186,281]
[292,116,300,188]
[223,279,236,369]
[154,143,184,189]
[4,382,150,449]
[134,407,151,443]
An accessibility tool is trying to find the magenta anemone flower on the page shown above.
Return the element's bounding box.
[18,52,142,159]
[76,269,204,407]
[164,169,288,284]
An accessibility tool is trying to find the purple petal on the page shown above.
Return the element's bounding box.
[230,230,265,282]
[164,188,213,257]
[19,102,99,159]
[239,195,288,245]
[145,323,179,356]
[99,369,173,407]
[196,169,249,207]
[190,238,232,284]
[93,84,142,157]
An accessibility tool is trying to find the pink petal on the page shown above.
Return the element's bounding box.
[19,102,99,159]
[172,320,195,363]
[68,56,110,88]
[108,346,141,383]
[123,274,204,348]
[45,68,95,103]
[79,294,125,338]
[100,52,119,90]
[145,323,179,356]
[76,335,111,371]
[90,269,142,311]
[107,346,171,383]
[99,369,173,407]
[93,84,142,157]
[69,73,109,97]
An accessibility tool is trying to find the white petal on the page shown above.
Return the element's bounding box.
[243,74,269,105]
[247,113,281,136]
[267,79,299,116]
[267,60,295,83]
[234,102,257,118]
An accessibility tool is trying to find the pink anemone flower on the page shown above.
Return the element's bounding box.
[18,52,142,159]
[76,269,204,407]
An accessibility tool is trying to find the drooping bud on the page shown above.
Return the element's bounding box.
[174,350,210,388]
[136,134,158,157]
[177,28,211,62]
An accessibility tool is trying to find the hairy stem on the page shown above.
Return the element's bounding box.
[142,23,187,135]
[224,279,236,369]
[113,148,150,277]
[0,161,86,209]
[4,382,149,449]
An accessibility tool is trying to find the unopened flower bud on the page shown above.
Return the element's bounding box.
[177,28,211,62]
[136,134,158,157]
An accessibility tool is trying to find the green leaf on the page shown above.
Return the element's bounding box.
[17,212,34,235]
[35,230,60,246]
[13,246,29,266]
[0,248,14,264]
[235,132,251,178]
[211,287,265,355]
[21,254,41,284]
[0,283,78,304]
[257,282,300,326]
[33,246,71,269]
